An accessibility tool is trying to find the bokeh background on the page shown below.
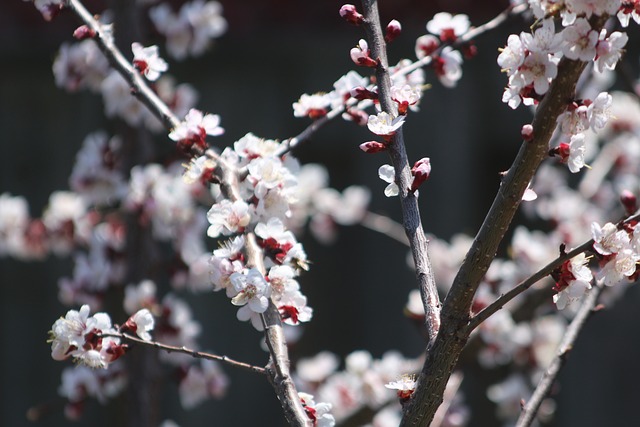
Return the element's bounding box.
[3,0,640,426]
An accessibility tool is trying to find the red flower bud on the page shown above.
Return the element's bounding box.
[339,4,364,26]
[359,141,388,153]
[73,25,96,40]
[350,86,378,100]
[621,190,637,215]
[521,124,534,141]
[410,157,431,192]
[385,20,402,43]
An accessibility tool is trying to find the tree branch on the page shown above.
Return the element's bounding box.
[101,332,267,375]
[467,240,593,332]
[360,0,441,346]
[468,209,640,332]
[515,283,604,427]
[400,12,611,426]
[66,1,309,424]
[361,211,410,246]
[66,0,181,131]
[277,3,528,156]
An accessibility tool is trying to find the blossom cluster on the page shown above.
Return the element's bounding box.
[293,350,439,425]
[16,0,640,425]
[49,304,153,368]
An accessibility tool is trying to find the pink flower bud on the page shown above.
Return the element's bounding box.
[350,39,378,68]
[359,141,388,153]
[410,157,431,192]
[621,190,637,215]
[73,25,96,40]
[521,124,534,141]
[339,4,364,25]
[385,19,402,43]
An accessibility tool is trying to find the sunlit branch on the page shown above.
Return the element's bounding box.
[468,210,640,332]
[277,3,529,156]
[100,332,266,374]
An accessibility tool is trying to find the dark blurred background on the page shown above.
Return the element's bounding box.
[3,0,640,426]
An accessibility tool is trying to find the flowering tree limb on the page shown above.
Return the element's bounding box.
[400,12,611,427]
[516,282,605,427]
[469,209,640,332]
[359,0,441,349]
[100,332,267,375]
[66,0,180,131]
[278,3,528,156]
[62,2,310,425]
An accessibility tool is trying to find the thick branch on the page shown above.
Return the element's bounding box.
[360,0,441,347]
[400,13,610,427]
[101,332,266,375]
[516,283,604,427]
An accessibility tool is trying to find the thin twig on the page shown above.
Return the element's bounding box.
[468,210,640,332]
[361,211,410,246]
[100,332,266,375]
[360,0,441,345]
[277,3,528,156]
[467,240,593,332]
[66,0,181,131]
[515,283,604,427]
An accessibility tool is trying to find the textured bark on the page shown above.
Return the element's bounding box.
[400,14,609,427]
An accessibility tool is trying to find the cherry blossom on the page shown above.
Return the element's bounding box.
[124,309,155,341]
[595,30,628,72]
[426,12,470,42]
[169,108,224,150]
[49,305,124,368]
[53,40,109,92]
[497,34,525,76]
[414,34,440,59]
[149,0,227,60]
[378,165,399,197]
[206,199,251,238]
[433,47,463,88]
[385,19,402,43]
[410,157,431,192]
[30,0,65,21]
[390,84,421,114]
[385,375,417,400]
[178,359,229,409]
[552,253,593,309]
[299,392,336,427]
[592,222,630,256]
[367,111,405,136]
[132,43,168,81]
[520,19,562,55]
[293,93,332,119]
[350,39,378,68]
[617,1,640,27]
[553,133,587,173]
[229,268,271,314]
[597,248,640,286]
[562,18,598,61]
